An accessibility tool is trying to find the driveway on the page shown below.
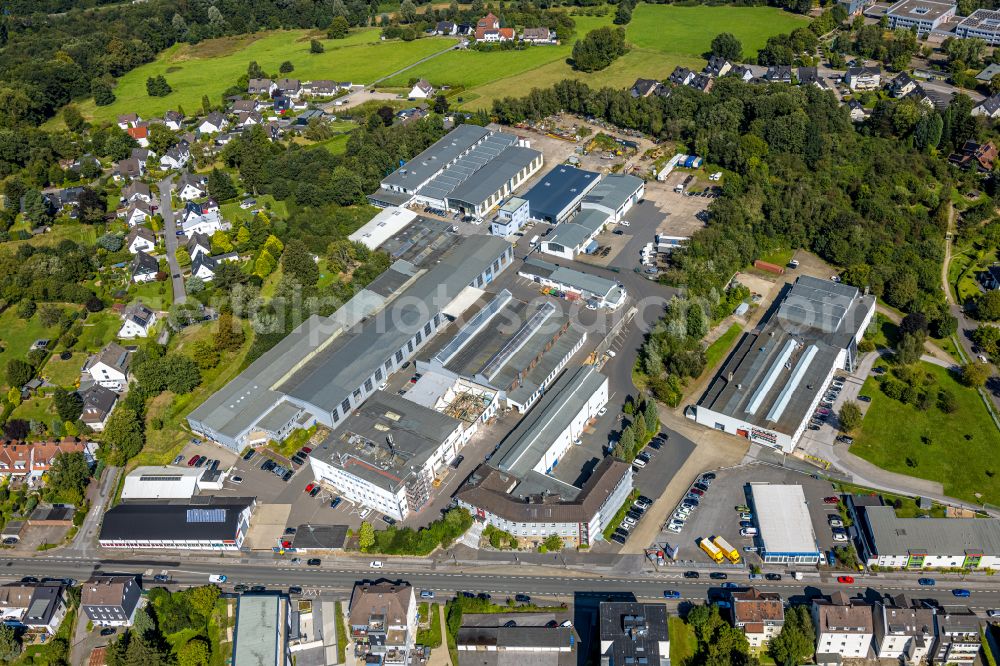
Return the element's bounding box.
[158,176,186,305]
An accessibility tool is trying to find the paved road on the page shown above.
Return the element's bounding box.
[158,176,186,305]
[7,556,1000,612]
[64,466,119,558]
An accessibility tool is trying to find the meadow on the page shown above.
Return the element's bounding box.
[77,29,455,123]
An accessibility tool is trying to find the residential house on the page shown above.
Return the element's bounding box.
[119,303,157,339]
[436,21,457,36]
[730,65,755,82]
[191,254,224,281]
[130,147,153,167]
[845,65,882,91]
[668,66,695,86]
[236,111,263,128]
[177,173,207,201]
[113,158,143,182]
[457,23,474,36]
[180,205,225,238]
[273,96,292,113]
[130,250,159,284]
[163,110,184,130]
[186,232,212,261]
[231,99,257,114]
[81,576,142,627]
[522,27,555,44]
[127,126,149,148]
[125,226,156,254]
[80,342,131,390]
[121,181,152,205]
[689,73,714,93]
[80,384,118,432]
[763,65,792,83]
[198,112,228,135]
[396,107,427,124]
[30,439,87,479]
[630,78,664,98]
[475,12,500,40]
[705,56,732,77]
[117,113,141,130]
[811,592,874,660]
[276,78,302,99]
[889,71,918,98]
[980,265,1000,290]
[872,598,935,664]
[408,79,434,99]
[0,443,31,478]
[731,588,785,650]
[973,93,1000,119]
[0,582,68,635]
[248,78,277,96]
[798,66,828,89]
[349,581,418,663]
[124,200,152,228]
[950,140,998,171]
[848,100,869,122]
[305,80,338,96]
[934,607,982,664]
[159,142,190,170]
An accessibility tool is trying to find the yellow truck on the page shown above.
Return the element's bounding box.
[713,536,741,564]
[699,537,724,564]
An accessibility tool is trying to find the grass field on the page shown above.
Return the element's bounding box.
[3,224,97,249]
[669,617,695,665]
[72,310,123,352]
[40,353,83,389]
[850,359,1000,506]
[77,29,455,123]
[416,5,808,110]
[130,279,173,311]
[220,194,289,225]
[11,394,58,425]
[0,308,67,393]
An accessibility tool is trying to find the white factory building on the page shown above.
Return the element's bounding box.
[120,465,223,500]
[694,276,875,453]
[750,484,821,564]
[348,207,418,250]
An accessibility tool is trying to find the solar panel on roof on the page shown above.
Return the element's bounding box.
[186,508,226,523]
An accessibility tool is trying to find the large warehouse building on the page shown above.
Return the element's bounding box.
[367,124,543,219]
[750,484,821,564]
[308,392,469,521]
[99,497,256,550]
[694,276,875,453]
[856,504,1000,569]
[455,367,630,548]
[188,236,514,451]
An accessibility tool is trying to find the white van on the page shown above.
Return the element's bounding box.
[529,235,540,247]
[740,528,758,537]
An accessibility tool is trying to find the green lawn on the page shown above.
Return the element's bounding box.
[450,5,807,110]
[669,617,695,666]
[130,279,173,311]
[72,310,123,351]
[627,5,808,59]
[40,353,84,389]
[220,194,290,225]
[703,324,742,373]
[76,29,455,124]
[11,394,58,425]
[850,359,1000,506]
[0,309,67,393]
[3,224,97,248]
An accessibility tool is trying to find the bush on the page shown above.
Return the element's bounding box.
[368,508,472,555]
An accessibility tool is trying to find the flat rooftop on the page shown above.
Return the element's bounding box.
[448,145,541,207]
[379,216,460,267]
[862,505,1000,555]
[886,0,955,20]
[519,257,621,300]
[698,276,875,435]
[313,392,461,493]
[750,484,820,556]
[582,173,643,211]
[546,208,607,250]
[521,165,600,221]
[957,8,1000,31]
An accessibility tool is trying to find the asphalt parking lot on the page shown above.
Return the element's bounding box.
[656,463,843,567]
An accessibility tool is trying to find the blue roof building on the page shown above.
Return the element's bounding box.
[521,165,601,224]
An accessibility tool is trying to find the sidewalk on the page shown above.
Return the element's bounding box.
[426,605,451,666]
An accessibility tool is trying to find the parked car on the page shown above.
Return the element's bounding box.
[100,628,116,636]
[450,455,464,469]
[689,488,705,496]
[693,483,709,492]
[823,496,840,504]
[307,559,321,566]
[208,574,227,583]
[515,594,531,603]
[858,395,872,403]
[230,476,243,484]
[684,571,700,579]
[610,533,627,544]
[187,455,199,466]
[734,505,749,512]
[420,590,435,599]
[837,576,854,584]
[662,590,681,599]
[195,456,207,467]
[369,561,384,568]
[666,524,682,534]
[282,470,293,481]
[918,578,936,586]
[289,586,302,595]
[709,572,727,580]
[382,515,397,526]
[739,521,754,529]
[740,528,758,537]
[829,517,844,527]
[330,497,342,509]
[721,582,739,589]
[739,512,753,520]
[305,483,316,494]
[765,573,782,581]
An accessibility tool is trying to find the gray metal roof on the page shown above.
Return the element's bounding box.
[256,401,302,433]
[545,209,608,250]
[381,124,490,190]
[520,258,619,300]
[421,132,517,202]
[234,595,285,666]
[582,174,643,212]
[864,505,1000,556]
[496,366,606,477]
[448,145,540,207]
[278,236,511,414]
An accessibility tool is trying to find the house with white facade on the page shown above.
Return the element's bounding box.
[130,251,159,284]
[176,173,207,201]
[349,582,417,665]
[80,343,131,391]
[812,593,874,660]
[118,303,157,339]
[126,227,156,254]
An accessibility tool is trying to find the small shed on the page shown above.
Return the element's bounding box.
[1,520,26,540]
